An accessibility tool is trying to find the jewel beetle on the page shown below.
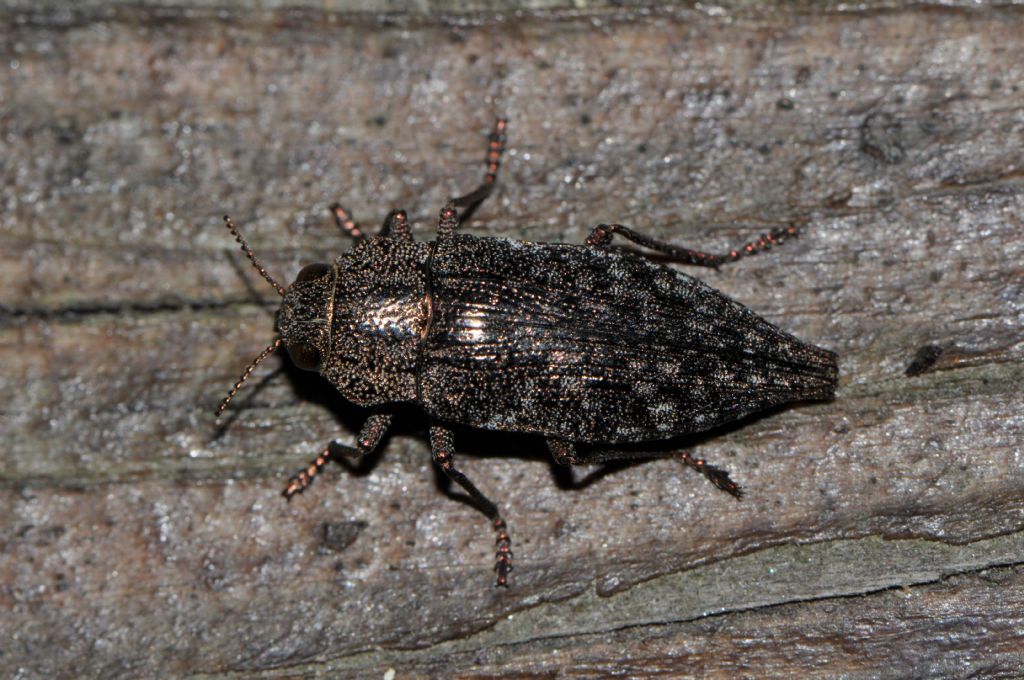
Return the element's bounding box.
[217,118,838,586]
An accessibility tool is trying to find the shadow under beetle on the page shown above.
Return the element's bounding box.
[217,118,838,586]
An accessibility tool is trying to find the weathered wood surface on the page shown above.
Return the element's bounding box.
[2,3,1023,678]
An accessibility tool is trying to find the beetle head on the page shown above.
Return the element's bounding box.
[215,216,335,418]
[215,216,425,418]
[275,262,335,372]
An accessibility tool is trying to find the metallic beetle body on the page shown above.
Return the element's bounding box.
[224,118,840,586]
[276,232,837,444]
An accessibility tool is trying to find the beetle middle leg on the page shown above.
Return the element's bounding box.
[438,118,508,238]
[547,439,743,499]
[451,117,508,224]
[586,222,799,268]
[430,424,513,586]
[282,412,393,498]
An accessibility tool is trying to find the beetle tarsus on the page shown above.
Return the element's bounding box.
[723,225,799,264]
[282,448,329,499]
[681,452,743,500]
[330,203,365,241]
[494,517,513,587]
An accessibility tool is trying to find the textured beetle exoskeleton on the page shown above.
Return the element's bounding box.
[219,118,838,587]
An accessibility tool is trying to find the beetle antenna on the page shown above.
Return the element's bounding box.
[215,338,282,417]
[223,215,287,297]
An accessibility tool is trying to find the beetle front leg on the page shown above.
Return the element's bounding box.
[678,451,743,498]
[546,438,742,499]
[282,412,393,498]
[430,424,513,586]
[586,222,799,268]
[330,203,366,241]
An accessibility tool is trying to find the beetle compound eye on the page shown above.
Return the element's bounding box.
[294,263,331,284]
[287,342,322,371]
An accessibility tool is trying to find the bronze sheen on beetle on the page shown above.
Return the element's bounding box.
[217,119,838,587]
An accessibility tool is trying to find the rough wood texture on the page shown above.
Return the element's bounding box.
[2,3,1023,678]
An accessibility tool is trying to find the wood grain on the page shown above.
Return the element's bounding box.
[1,3,1022,678]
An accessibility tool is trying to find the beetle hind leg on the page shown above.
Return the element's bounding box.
[680,451,743,499]
[586,222,799,268]
[547,438,743,500]
[430,424,513,586]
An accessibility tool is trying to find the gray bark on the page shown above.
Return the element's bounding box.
[1,3,1022,678]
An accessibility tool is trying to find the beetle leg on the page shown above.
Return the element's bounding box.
[586,222,799,268]
[547,438,579,466]
[429,424,513,587]
[437,201,461,237]
[450,117,508,225]
[679,451,744,499]
[282,412,393,498]
[551,444,743,500]
[329,203,366,241]
[379,208,412,241]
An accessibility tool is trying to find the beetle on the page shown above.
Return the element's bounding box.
[217,118,838,586]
